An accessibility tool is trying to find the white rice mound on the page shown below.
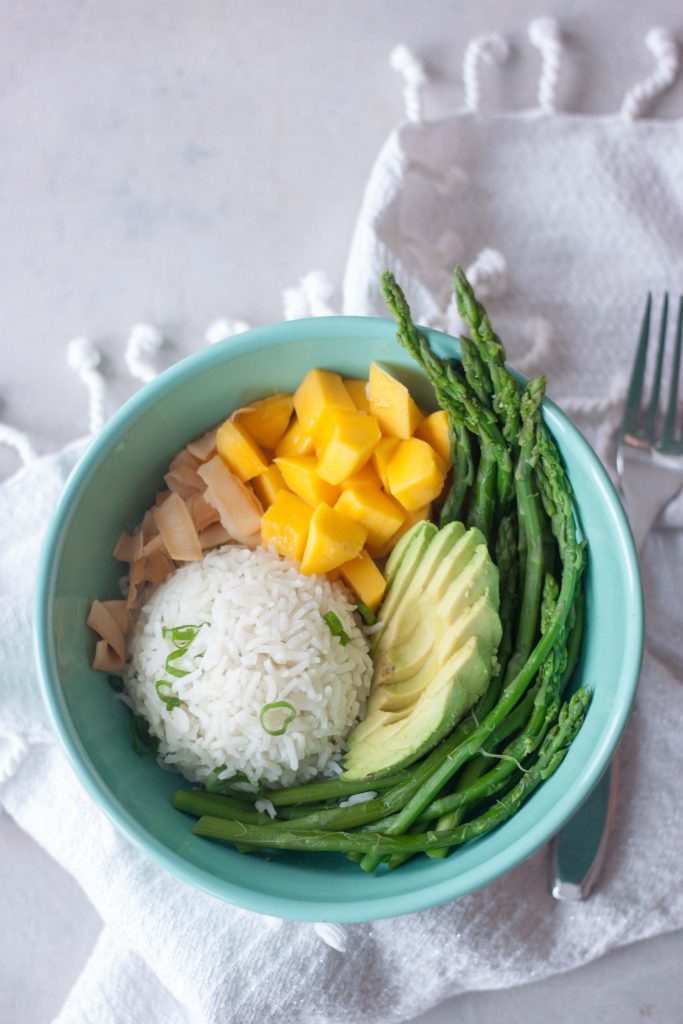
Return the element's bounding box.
[125,544,373,788]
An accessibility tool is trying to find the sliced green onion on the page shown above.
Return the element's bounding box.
[162,622,208,677]
[323,611,350,646]
[259,701,297,736]
[155,679,183,710]
[355,601,377,626]
[131,713,159,756]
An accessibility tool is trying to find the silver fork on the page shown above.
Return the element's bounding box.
[550,293,683,901]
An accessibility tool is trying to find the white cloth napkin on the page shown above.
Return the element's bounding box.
[3,27,683,1024]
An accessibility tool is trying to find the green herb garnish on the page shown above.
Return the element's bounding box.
[259,701,297,736]
[355,602,377,627]
[155,679,183,710]
[131,713,159,756]
[323,611,350,646]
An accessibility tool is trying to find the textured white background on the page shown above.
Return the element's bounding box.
[2,1,683,1021]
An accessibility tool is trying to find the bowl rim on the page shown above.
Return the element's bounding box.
[33,315,644,923]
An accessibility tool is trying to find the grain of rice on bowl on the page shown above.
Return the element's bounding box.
[124,544,373,789]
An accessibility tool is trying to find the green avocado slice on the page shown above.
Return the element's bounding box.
[343,521,502,780]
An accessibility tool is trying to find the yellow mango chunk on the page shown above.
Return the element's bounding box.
[415,410,451,464]
[334,483,405,549]
[371,437,401,491]
[274,417,315,458]
[369,504,432,559]
[252,464,288,508]
[344,378,370,413]
[300,503,368,575]
[340,462,382,491]
[216,420,269,482]
[261,490,313,562]
[293,369,355,437]
[316,412,382,485]
[387,438,447,512]
[369,363,423,439]
[234,394,293,450]
[274,455,340,506]
[339,550,387,610]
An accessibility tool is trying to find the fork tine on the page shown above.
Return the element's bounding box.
[621,293,652,438]
[661,295,683,448]
[644,293,668,441]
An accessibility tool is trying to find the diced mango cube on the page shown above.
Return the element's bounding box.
[344,378,370,413]
[252,464,288,508]
[261,491,313,562]
[234,394,293,450]
[316,412,381,485]
[415,410,451,464]
[369,363,423,438]
[369,504,432,559]
[293,369,355,437]
[274,417,315,457]
[340,462,382,491]
[334,483,405,549]
[387,438,447,512]
[300,503,368,575]
[274,455,340,506]
[371,437,401,491]
[216,420,269,482]
[339,550,387,610]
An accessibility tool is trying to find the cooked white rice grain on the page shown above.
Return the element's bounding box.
[124,544,372,788]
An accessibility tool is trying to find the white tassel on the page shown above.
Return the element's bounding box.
[282,271,336,320]
[314,922,348,953]
[621,27,679,120]
[516,316,553,375]
[0,422,36,467]
[67,337,106,435]
[463,33,510,113]
[465,248,508,300]
[528,18,563,114]
[204,318,251,345]
[125,322,164,383]
[390,45,427,123]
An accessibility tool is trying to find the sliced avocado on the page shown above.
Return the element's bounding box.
[344,522,501,780]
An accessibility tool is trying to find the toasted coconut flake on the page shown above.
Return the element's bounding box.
[169,448,201,472]
[153,492,203,562]
[100,599,131,636]
[186,427,218,462]
[127,557,146,609]
[155,489,171,508]
[145,550,175,584]
[187,492,220,531]
[112,530,144,563]
[198,522,232,549]
[163,477,198,501]
[93,639,125,674]
[141,509,159,542]
[87,599,127,663]
[198,456,263,548]
[141,532,166,558]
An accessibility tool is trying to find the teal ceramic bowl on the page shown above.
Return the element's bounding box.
[34,317,643,923]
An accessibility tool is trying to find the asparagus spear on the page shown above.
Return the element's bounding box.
[467,439,498,545]
[193,690,591,857]
[439,421,474,526]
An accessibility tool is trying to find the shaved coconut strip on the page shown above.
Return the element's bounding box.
[87,600,126,663]
[165,463,204,492]
[93,639,125,674]
[153,492,203,562]
[141,509,159,542]
[198,522,232,549]
[127,557,146,609]
[169,448,201,472]
[100,599,131,636]
[163,477,199,501]
[145,550,175,584]
[155,489,171,507]
[141,532,166,557]
[112,530,143,563]
[186,427,218,462]
[197,456,263,548]
[187,492,220,531]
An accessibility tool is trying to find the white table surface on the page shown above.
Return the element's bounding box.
[2,2,683,1021]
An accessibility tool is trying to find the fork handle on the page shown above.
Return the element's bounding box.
[549,755,619,900]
